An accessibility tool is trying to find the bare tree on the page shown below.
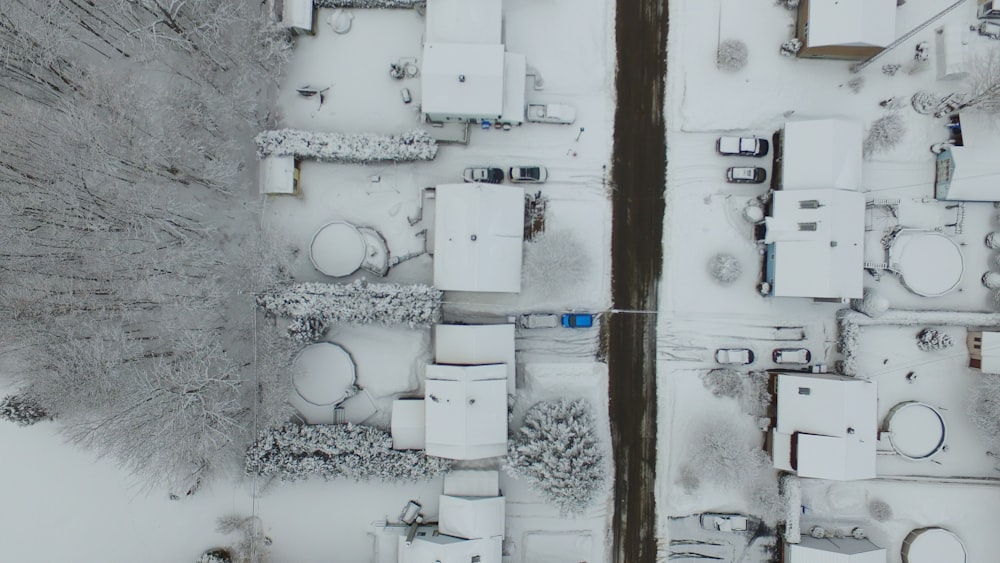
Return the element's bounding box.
[959,46,1000,114]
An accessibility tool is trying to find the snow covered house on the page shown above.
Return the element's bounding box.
[934,113,1000,201]
[398,534,502,563]
[771,372,878,481]
[787,536,886,563]
[435,323,516,393]
[432,184,525,293]
[795,0,897,60]
[763,188,866,300]
[420,0,527,124]
[424,364,508,460]
[259,154,299,195]
[779,119,863,191]
[968,331,1000,373]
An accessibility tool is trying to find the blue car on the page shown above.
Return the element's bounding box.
[561,313,593,328]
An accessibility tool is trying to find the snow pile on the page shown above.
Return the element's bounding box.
[506,399,606,515]
[254,129,437,162]
[256,280,443,340]
[314,0,422,8]
[245,423,451,482]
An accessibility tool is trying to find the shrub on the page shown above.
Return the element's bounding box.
[0,394,50,426]
[701,369,744,399]
[708,253,742,285]
[916,328,953,351]
[717,39,749,72]
[315,0,421,7]
[780,38,802,57]
[863,114,905,158]
[868,499,892,522]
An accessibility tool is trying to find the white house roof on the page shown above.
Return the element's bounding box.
[435,324,516,393]
[781,119,863,191]
[422,43,505,120]
[259,154,296,195]
[281,0,313,32]
[443,470,500,497]
[438,495,505,540]
[978,332,1000,373]
[805,0,897,48]
[398,535,502,563]
[425,364,508,460]
[788,536,886,563]
[390,399,426,450]
[765,188,866,299]
[776,373,877,480]
[425,0,502,44]
[433,183,525,293]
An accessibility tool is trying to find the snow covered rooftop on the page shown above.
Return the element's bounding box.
[425,0,502,44]
[764,188,866,299]
[804,0,897,48]
[281,0,313,33]
[424,364,508,460]
[438,495,506,540]
[936,115,1000,201]
[443,470,500,497]
[433,183,525,293]
[259,154,296,195]
[422,43,505,121]
[972,331,1000,374]
[781,119,863,191]
[775,373,877,481]
[398,534,502,563]
[788,536,886,563]
[390,399,426,451]
[435,324,516,393]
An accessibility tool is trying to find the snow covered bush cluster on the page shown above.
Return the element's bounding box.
[254,129,438,163]
[780,38,802,57]
[916,328,953,351]
[0,394,50,426]
[256,281,443,340]
[245,423,451,482]
[700,370,772,416]
[863,113,905,158]
[882,63,901,76]
[717,39,749,72]
[701,369,744,399]
[708,253,742,285]
[506,399,606,515]
[850,288,889,318]
[315,0,422,7]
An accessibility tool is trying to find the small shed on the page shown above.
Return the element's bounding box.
[796,0,897,60]
[968,330,1000,372]
[438,495,506,540]
[390,399,426,450]
[781,119,863,191]
[281,0,314,35]
[434,324,516,393]
[787,536,886,563]
[424,364,508,460]
[259,154,298,195]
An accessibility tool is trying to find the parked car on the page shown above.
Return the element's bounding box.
[726,166,767,184]
[715,348,754,365]
[717,136,769,157]
[519,313,560,329]
[526,103,577,124]
[700,513,751,532]
[509,166,548,183]
[463,167,504,184]
[561,313,594,328]
[773,348,811,364]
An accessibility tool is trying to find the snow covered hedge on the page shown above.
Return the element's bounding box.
[245,423,451,482]
[315,0,422,7]
[255,129,437,163]
[506,399,606,515]
[256,280,443,340]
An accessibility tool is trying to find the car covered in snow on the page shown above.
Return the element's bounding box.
[726,166,767,184]
[526,103,577,124]
[463,167,505,184]
[509,165,548,183]
[561,313,594,328]
[717,136,769,157]
[715,348,754,365]
[519,313,560,329]
[700,513,751,532]
[773,348,811,364]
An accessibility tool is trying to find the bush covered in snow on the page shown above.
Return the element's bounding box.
[717,39,749,72]
[911,91,941,114]
[701,369,744,399]
[916,328,953,351]
[850,288,889,318]
[0,394,50,426]
[863,113,905,158]
[213,515,272,563]
[506,399,606,515]
[199,548,233,563]
[708,253,742,285]
[868,499,893,522]
[256,281,442,340]
[245,423,451,482]
[254,129,437,163]
[882,63,901,76]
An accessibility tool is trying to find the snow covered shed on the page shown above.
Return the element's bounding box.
[764,188,866,300]
[425,0,503,44]
[435,323,516,393]
[967,331,1000,373]
[934,113,1000,201]
[787,536,886,563]
[795,0,897,60]
[259,154,299,195]
[438,495,505,540]
[424,364,508,460]
[780,119,863,191]
[391,399,426,450]
[771,372,877,481]
[398,535,502,563]
[432,184,525,293]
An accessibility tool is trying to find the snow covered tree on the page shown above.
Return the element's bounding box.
[708,253,743,285]
[957,46,1000,114]
[215,515,272,563]
[200,549,234,563]
[522,231,591,299]
[850,288,889,318]
[969,373,1000,459]
[916,328,953,351]
[678,419,772,496]
[0,394,50,426]
[254,129,438,163]
[506,399,606,515]
[983,272,1000,290]
[911,91,942,114]
[701,369,744,399]
[863,113,906,158]
[256,281,443,340]
[245,423,451,482]
[987,232,1000,249]
[868,499,893,522]
[717,39,749,72]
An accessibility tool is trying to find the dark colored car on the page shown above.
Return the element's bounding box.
[463,167,505,184]
[726,166,767,184]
